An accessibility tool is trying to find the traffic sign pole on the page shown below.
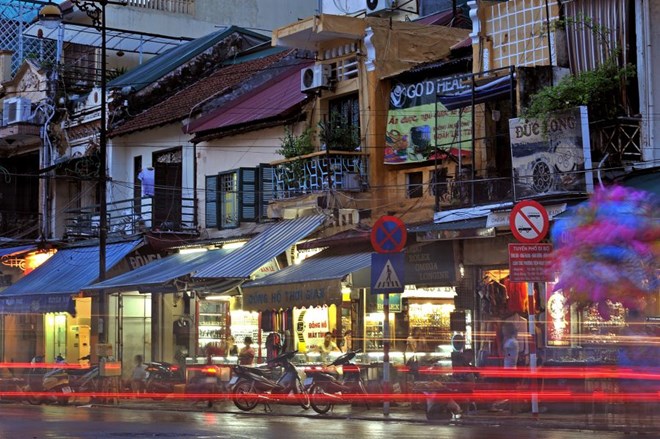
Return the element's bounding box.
[370,216,407,417]
[383,292,390,416]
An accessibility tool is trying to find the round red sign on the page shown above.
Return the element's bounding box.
[370,216,407,253]
[509,200,550,243]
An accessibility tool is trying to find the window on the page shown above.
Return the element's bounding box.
[205,165,275,230]
[407,172,424,198]
[219,171,239,228]
[329,94,360,129]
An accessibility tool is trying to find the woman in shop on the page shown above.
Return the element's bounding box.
[238,337,256,365]
[318,331,340,362]
[224,335,239,357]
[406,327,429,354]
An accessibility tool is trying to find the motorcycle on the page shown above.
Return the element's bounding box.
[186,363,230,408]
[67,355,101,403]
[229,350,310,412]
[25,356,72,405]
[303,349,370,414]
[144,361,185,399]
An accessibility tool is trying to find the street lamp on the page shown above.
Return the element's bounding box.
[39,0,112,342]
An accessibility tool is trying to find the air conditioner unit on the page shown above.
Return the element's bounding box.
[2,97,31,125]
[300,64,331,92]
[365,0,395,15]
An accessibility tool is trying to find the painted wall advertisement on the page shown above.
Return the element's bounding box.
[509,106,594,199]
[386,74,472,164]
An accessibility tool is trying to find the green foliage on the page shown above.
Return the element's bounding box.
[277,126,314,159]
[523,58,636,121]
[318,111,360,151]
[107,66,128,82]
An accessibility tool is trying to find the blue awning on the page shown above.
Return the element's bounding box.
[193,214,328,280]
[0,240,142,314]
[241,252,372,311]
[84,248,233,293]
[0,245,37,258]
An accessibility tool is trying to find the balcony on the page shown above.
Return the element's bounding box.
[590,116,642,165]
[64,196,197,239]
[430,175,514,209]
[272,151,369,199]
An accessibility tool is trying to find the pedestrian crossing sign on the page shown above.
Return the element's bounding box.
[371,252,405,294]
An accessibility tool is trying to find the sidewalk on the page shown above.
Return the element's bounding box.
[93,397,659,434]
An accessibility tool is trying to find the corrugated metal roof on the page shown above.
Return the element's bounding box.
[242,252,372,289]
[187,63,311,134]
[85,248,233,292]
[108,26,269,92]
[0,245,36,258]
[193,214,328,280]
[0,240,142,296]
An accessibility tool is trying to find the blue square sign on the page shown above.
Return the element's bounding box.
[371,252,405,294]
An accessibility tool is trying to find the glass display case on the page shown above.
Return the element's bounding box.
[197,300,228,354]
[365,312,395,351]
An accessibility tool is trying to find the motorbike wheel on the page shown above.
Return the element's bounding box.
[357,380,370,410]
[296,379,311,410]
[55,386,70,405]
[309,383,332,414]
[25,385,42,405]
[232,380,258,412]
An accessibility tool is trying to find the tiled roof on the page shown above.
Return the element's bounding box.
[109,48,291,138]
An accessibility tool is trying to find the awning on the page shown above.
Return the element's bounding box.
[193,214,328,280]
[0,245,37,258]
[0,240,142,314]
[23,22,191,56]
[241,252,372,312]
[84,248,233,293]
[439,75,512,111]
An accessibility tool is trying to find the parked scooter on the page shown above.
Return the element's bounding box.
[144,361,185,399]
[67,355,101,402]
[25,356,72,405]
[303,349,370,414]
[186,362,228,408]
[230,350,310,412]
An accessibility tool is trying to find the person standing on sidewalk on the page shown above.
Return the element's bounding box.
[131,355,147,394]
[491,323,519,412]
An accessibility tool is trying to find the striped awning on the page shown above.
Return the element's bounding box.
[193,214,328,280]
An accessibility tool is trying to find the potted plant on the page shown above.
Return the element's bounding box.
[317,111,360,151]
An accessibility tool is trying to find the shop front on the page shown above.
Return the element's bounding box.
[0,241,142,365]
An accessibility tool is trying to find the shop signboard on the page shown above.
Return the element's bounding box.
[294,307,331,353]
[509,106,594,199]
[376,293,402,312]
[405,241,455,286]
[508,243,553,282]
[386,73,472,164]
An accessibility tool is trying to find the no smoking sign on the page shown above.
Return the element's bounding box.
[509,200,549,243]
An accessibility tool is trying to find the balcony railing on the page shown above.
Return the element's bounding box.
[430,176,514,209]
[125,0,195,14]
[273,151,369,199]
[64,196,197,238]
[590,116,642,164]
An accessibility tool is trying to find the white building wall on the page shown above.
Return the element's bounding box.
[196,125,286,230]
[107,0,318,39]
[637,0,660,165]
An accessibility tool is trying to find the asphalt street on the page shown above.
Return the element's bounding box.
[0,404,654,439]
